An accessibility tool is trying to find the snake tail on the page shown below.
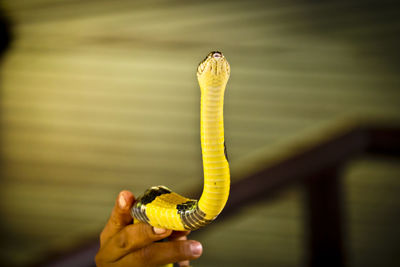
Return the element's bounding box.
[131,51,231,231]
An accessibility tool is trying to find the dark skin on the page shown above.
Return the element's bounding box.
[96,190,203,267]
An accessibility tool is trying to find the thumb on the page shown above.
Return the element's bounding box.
[100,190,135,246]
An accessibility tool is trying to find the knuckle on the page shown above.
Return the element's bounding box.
[115,232,128,249]
[175,241,189,256]
[110,214,124,228]
[139,223,153,240]
[114,224,151,252]
[139,246,154,264]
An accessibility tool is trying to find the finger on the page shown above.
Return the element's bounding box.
[172,236,190,267]
[97,222,172,262]
[123,240,202,267]
[100,190,135,246]
[169,230,190,241]
[169,230,191,266]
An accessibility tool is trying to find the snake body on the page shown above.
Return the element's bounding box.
[131,51,230,231]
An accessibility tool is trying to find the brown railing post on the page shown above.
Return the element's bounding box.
[305,167,346,267]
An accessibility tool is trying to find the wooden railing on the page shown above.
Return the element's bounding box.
[36,121,400,267]
[192,121,400,267]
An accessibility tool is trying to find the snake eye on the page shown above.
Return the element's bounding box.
[210,51,223,59]
[213,52,222,58]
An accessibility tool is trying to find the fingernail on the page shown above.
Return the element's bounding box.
[118,193,127,209]
[153,227,167,234]
[190,241,202,256]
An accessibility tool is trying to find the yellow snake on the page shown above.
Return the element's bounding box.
[131,51,230,231]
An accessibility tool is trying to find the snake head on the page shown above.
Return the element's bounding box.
[197,51,230,89]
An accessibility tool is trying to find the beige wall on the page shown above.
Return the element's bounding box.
[1,0,399,266]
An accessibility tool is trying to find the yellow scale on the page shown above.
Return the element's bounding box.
[131,51,231,266]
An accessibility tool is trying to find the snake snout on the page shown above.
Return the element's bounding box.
[197,51,230,86]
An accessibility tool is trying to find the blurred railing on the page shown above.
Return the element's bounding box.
[37,121,400,267]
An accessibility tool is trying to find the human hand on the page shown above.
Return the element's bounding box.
[95,190,203,267]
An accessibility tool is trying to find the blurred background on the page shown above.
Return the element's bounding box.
[0,0,400,266]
